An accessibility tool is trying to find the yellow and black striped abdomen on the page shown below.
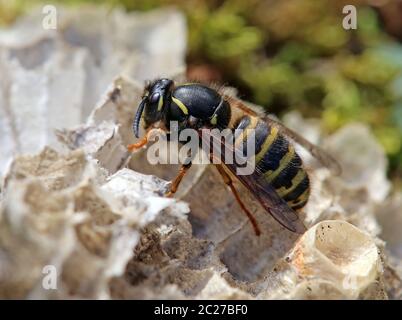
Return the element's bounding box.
[234,115,310,210]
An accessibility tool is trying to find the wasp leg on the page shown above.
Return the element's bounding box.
[127,136,149,152]
[165,162,192,197]
[215,164,261,236]
[127,128,159,152]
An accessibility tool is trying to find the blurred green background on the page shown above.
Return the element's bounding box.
[1,0,402,186]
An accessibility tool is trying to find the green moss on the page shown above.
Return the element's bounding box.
[202,11,263,60]
[302,18,349,53]
[374,126,402,156]
[322,75,361,130]
[0,0,26,25]
[340,51,400,86]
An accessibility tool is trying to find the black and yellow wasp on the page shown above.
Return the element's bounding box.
[128,78,341,236]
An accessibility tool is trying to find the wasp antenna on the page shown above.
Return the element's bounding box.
[133,98,147,138]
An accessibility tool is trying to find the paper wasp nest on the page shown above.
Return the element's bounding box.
[0,7,401,300]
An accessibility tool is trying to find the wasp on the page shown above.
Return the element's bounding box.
[128,78,341,236]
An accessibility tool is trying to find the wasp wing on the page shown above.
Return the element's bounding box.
[221,94,341,175]
[232,170,307,234]
[200,129,306,234]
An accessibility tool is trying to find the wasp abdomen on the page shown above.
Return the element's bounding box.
[234,115,310,210]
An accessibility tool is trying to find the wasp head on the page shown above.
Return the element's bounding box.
[133,78,173,138]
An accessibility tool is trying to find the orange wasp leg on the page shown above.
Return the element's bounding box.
[215,164,261,236]
[127,128,163,152]
[127,136,149,153]
[165,162,192,197]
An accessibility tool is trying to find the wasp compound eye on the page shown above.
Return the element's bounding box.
[149,92,160,104]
